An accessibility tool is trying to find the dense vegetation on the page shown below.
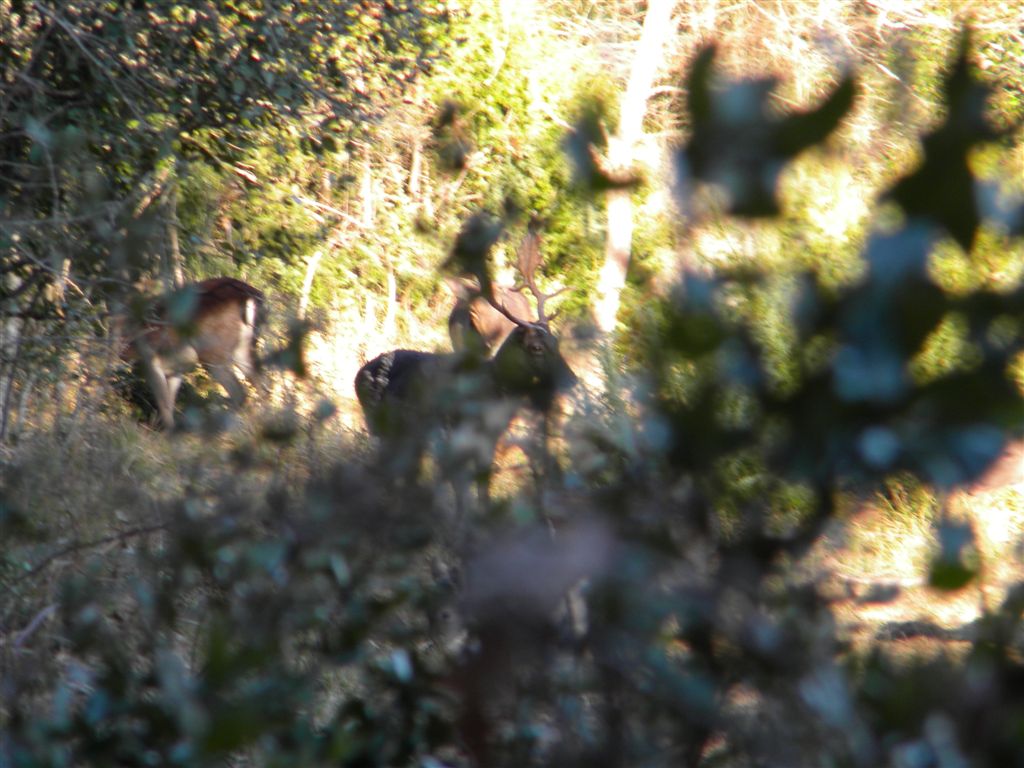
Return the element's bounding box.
[3,1,1024,766]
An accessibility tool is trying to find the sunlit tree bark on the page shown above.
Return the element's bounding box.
[593,0,677,333]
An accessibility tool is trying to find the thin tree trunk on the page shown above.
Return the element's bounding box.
[0,289,41,442]
[55,256,71,307]
[358,143,398,343]
[409,126,423,202]
[594,0,676,333]
[298,249,324,322]
[0,316,22,443]
[382,268,397,343]
[15,368,37,438]
[360,147,375,230]
[595,176,635,333]
[165,180,185,288]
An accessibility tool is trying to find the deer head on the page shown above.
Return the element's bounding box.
[448,225,568,358]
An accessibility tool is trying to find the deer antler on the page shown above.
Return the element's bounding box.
[514,227,566,327]
[485,292,531,329]
[449,214,566,331]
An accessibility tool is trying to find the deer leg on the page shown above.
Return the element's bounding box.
[474,464,493,511]
[206,364,248,408]
[451,477,472,541]
[445,465,491,553]
[521,412,554,531]
[139,355,176,430]
[165,374,185,426]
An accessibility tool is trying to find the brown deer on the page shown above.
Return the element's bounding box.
[447,278,535,356]
[446,227,567,357]
[355,232,576,508]
[119,277,266,430]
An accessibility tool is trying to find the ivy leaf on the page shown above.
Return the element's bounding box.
[164,283,202,336]
[883,28,1012,251]
[433,100,474,171]
[680,44,856,217]
[565,99,641,193]
[260,411,300,444]
[928,520,979,591]
[262,318,310,378]
[441,211,505,302]
[663,274,728,357]
[0,491,31,537]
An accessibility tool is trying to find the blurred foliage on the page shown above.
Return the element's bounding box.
[4,6,1024,768]
[680,44,857,217]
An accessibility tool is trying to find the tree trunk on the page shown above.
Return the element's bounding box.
[298,249,324,322]
[593,0,676,334]
[165,180,185,288]
[360,147,375,230]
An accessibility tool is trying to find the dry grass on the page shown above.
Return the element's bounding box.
[818,454,1024,656]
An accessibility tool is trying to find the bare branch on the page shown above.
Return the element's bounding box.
[5,522,168,589]
[12,604,58,650]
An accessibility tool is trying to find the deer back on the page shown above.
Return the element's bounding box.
[116,277,265,429]
[355,349,463,438]
[191,277,265,374]
[124,277,265,372]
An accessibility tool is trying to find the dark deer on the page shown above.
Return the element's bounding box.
[119,277,265,430]
[355,231,576,507]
